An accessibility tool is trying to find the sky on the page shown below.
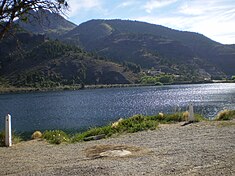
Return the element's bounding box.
[66,0,235,44]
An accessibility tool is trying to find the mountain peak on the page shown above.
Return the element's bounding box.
[16,9,77,38]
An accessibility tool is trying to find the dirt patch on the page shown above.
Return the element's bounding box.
[85,144,150,159]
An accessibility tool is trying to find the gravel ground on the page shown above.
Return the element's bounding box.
[0,120,234,176]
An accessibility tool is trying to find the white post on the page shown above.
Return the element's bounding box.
[5,114,12,147]
[189,103,195,122]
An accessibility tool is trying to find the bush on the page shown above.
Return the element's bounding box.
[215,110,235,121]
[194,114,207,122]
[140,74,174,85]
[146,113,184,123]
[42,130,70,144]
[114,115,158,133]
[146,112,205,123]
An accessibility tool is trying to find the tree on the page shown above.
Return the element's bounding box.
[0,0,68,40]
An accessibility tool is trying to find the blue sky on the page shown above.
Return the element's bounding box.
[66,0,235,44]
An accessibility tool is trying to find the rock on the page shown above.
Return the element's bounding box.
[100,149,132,157]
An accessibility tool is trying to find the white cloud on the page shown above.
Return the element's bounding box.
[178,0,232,16]
[177,0,235,44]
[135,0,235,44]
[144,0,177,13]
[64,0,235,44]
[187,16,235,44]
[134,12,235,44]
[179,4,206,16]
[118,1,136,8]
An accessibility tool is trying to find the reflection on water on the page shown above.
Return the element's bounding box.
[0,83,234,132]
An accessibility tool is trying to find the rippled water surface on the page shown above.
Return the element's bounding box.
[0,83,234,132]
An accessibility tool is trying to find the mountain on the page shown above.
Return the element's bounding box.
[16,10,77,38]
[2,13,234,89]
[0,32,140,88]
[62,19,235,79]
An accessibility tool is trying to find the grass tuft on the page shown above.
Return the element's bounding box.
[0,131,5,147]
[31,131,42,139]
[215,109,235,121]
[0,131,23,147]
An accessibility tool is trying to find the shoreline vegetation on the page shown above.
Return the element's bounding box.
[0,80,234,94]
[1,109,234,146]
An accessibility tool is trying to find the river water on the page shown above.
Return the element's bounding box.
[0,83,234,132]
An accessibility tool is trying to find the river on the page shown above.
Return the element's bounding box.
[0,83,234,132]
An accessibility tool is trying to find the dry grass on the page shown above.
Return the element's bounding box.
[31,131,42,139]
[183,111,189,121]
[215,109,235,121]
[0,131,22,146]
[217,121,235,128]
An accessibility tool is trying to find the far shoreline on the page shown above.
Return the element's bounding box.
[0,81,234,94]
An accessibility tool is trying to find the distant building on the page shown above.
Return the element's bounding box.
[147,69,164,76]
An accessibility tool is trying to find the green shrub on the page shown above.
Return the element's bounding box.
[194,114,207,122]
[42,130,70,144]
[145,113,184,123]
[113,115,158,133]
[71,115,158,142]
[140,74,174,85]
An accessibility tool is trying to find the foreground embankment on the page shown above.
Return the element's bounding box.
[0,119,234,176]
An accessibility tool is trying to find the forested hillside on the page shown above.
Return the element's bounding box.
[0,32,140,89]
[1,11,234,91]
[62,19,235,79]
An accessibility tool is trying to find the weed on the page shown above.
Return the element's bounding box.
[0,131,22,147]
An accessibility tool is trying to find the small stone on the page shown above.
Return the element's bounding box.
[100,149,132,157]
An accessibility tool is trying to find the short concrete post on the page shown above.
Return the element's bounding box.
[189,103,195,122]
[5,114,12,147]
